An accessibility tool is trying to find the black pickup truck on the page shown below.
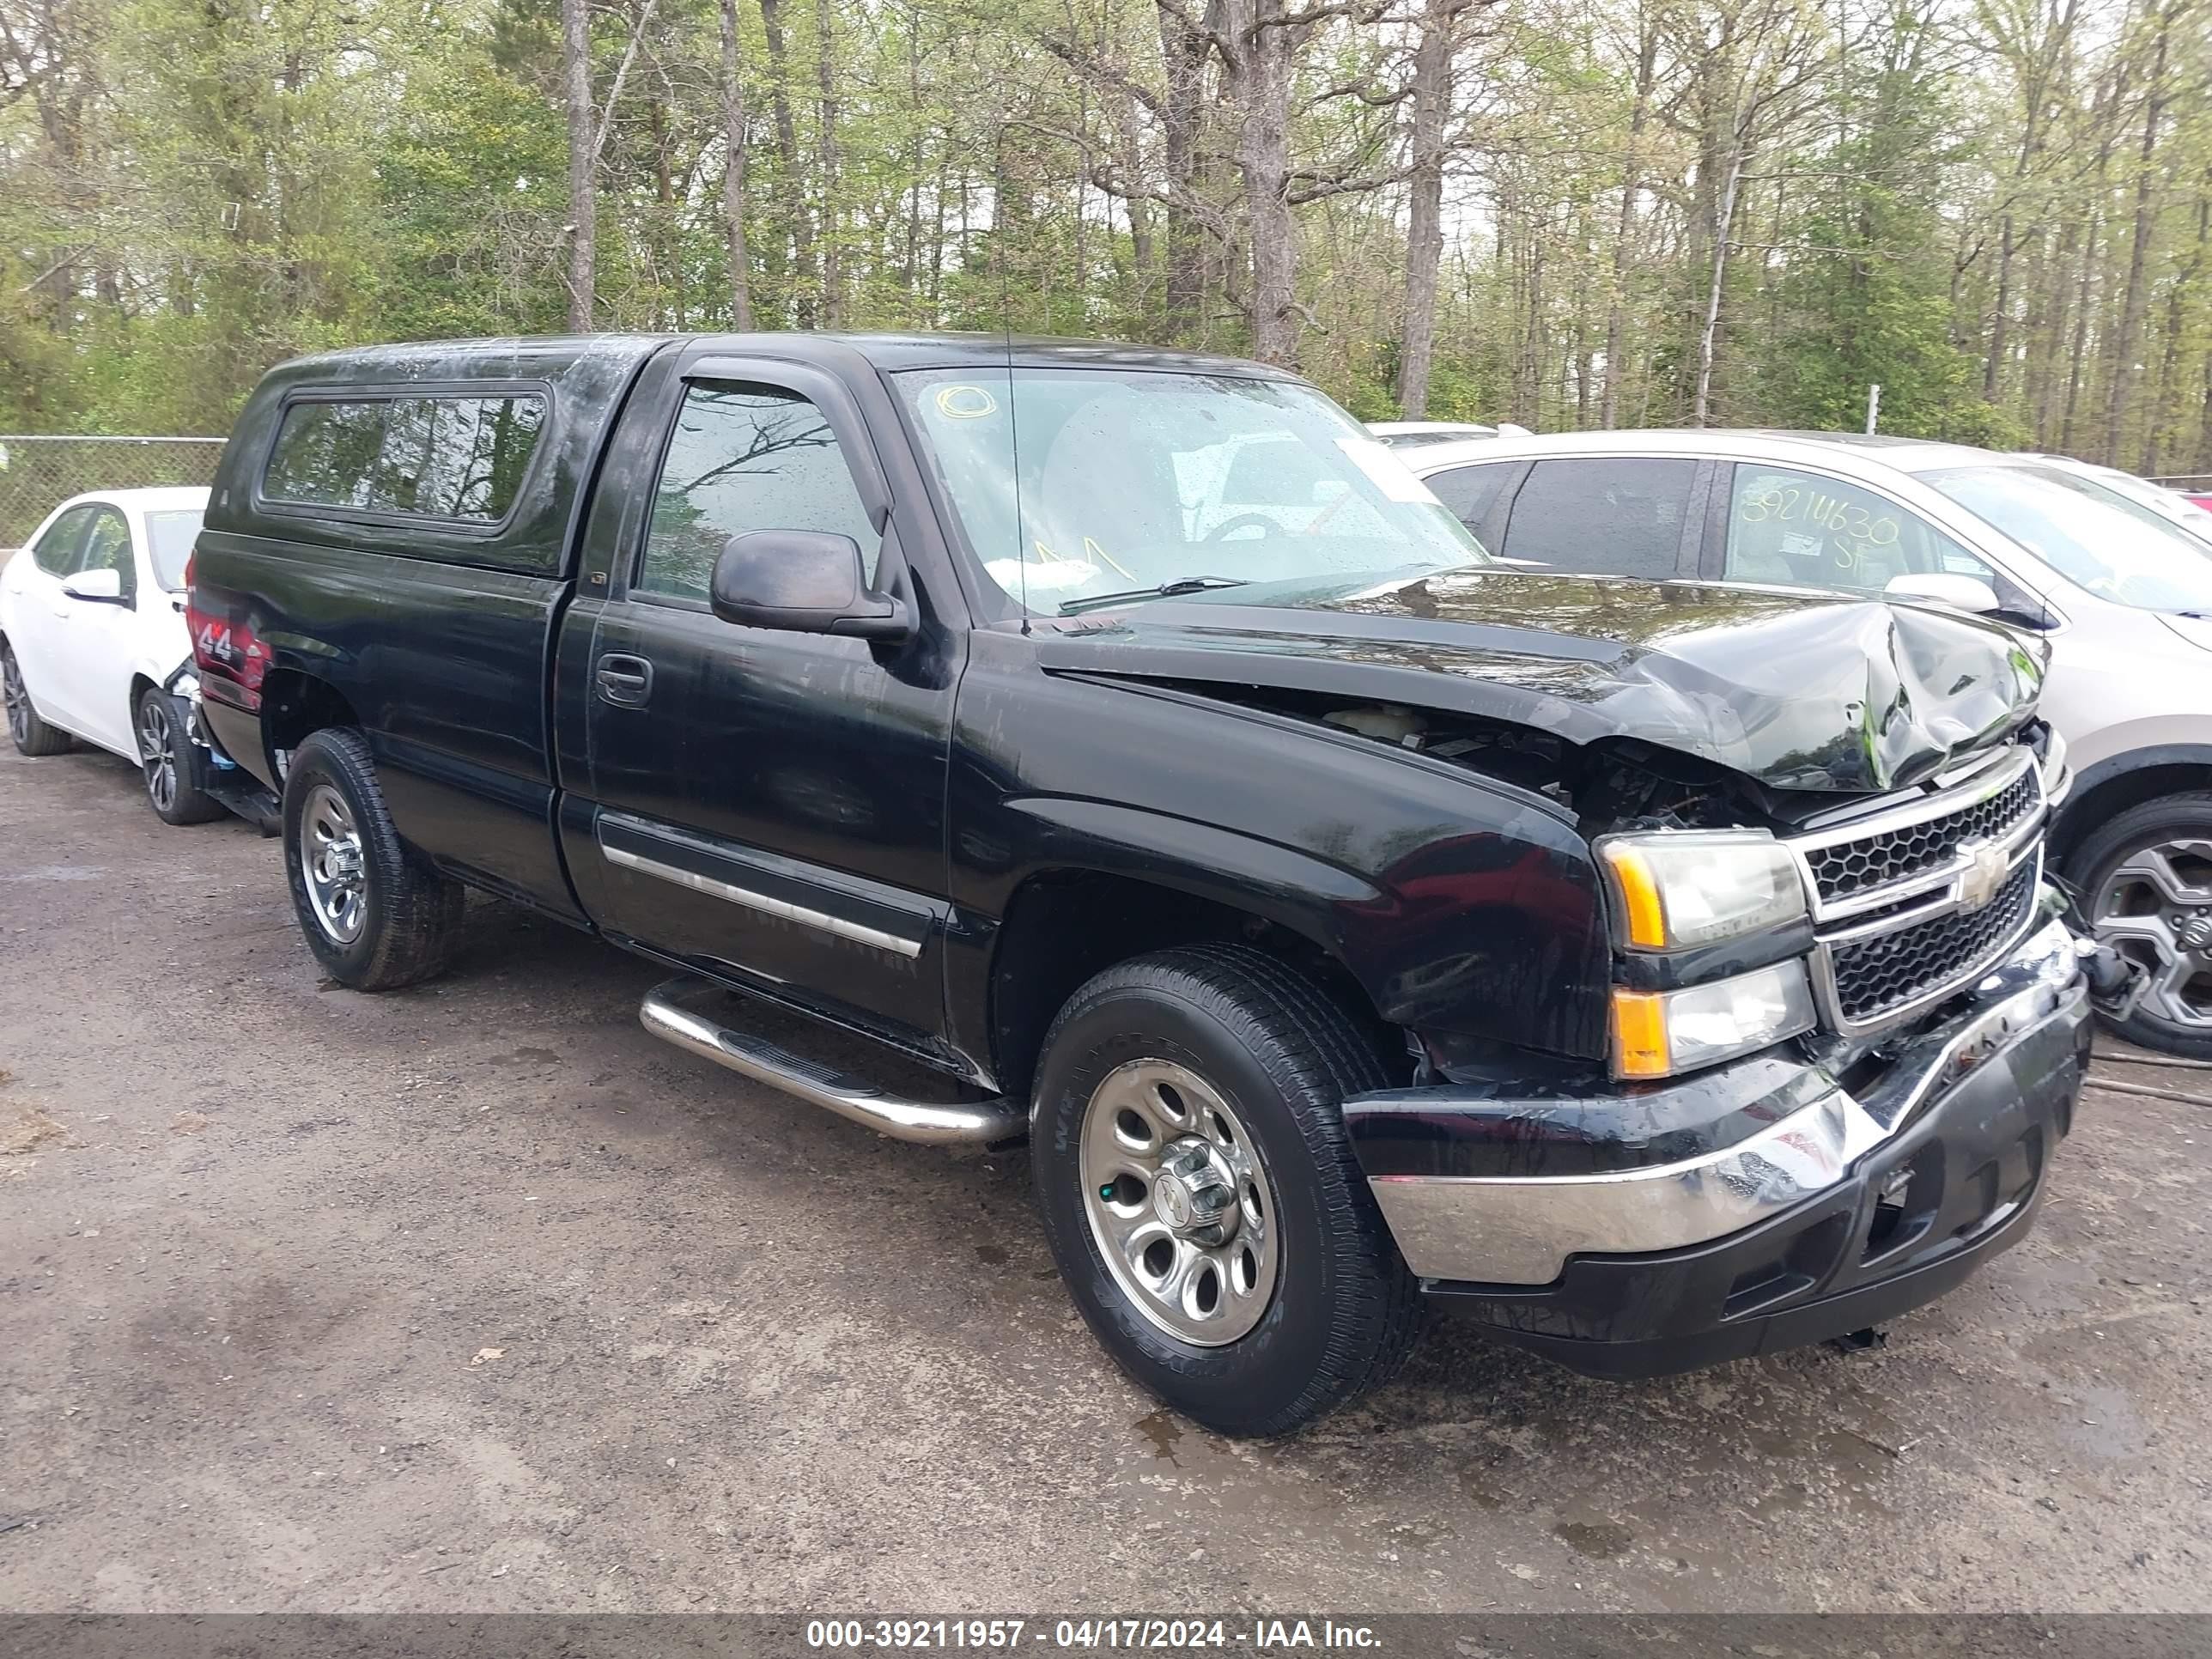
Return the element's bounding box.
[188,332,2130,1436]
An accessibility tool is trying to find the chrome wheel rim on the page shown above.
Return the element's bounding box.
[300,782,368,945]
[3,646,27,745]
[1079,1059,1280,1346]
[138,698,177,812]
[2094,837,2212,1029]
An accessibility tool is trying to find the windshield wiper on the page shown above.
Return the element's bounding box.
[1058,575,1249,616]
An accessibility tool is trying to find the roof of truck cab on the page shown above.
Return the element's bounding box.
[260,335,668,382]
[267,331,1298,382]
[828,332,1297,376]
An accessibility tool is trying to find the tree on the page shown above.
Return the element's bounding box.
[719,0,755,328]
[562,0,597,330]
[10,0,2212,470]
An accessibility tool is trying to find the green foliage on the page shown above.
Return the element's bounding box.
[0,0,2206,477]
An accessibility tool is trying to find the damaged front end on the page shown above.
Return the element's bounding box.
[1311,702,2131,1376]
[1358,910,2104,1376]
[1034,574,2128,1371]
[1036,576,2133,1375]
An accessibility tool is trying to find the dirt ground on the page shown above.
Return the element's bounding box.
[3,739,2209,1616]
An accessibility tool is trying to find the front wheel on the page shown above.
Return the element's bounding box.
[2075,791,2212,1057]
[136,688,224,824]
[3,637,72,757]
[1031,944,1421,1437]
[281,727,465,990]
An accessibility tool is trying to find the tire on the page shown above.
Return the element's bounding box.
[135,686,224,825]
[2071,790,2212,1057]
[3,636,73,757]
[1030,943,1421,1437]
[281,727,465,990]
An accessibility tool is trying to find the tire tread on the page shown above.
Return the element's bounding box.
[137,688,226,825]
[283,727,465,990]
[3,639,73,757]
[1036,942,1422,1437]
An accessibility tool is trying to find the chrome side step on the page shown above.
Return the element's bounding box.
[639,975,1024,1146]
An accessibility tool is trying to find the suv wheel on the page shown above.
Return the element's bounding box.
[3,637,72,757]
[1031,944,1421,1437]
[281,727,465,990]
[2076,791,2212,1057]
[136,687,224,824]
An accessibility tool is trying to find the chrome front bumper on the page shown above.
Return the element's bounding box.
[1361,915,2091,1286]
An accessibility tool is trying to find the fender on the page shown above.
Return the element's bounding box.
[1003,795,1384,939]
[945,789,1613,1073]
[2050,741,2212,863]
[117,652,196,760]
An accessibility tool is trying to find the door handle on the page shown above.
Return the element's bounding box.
[595,653,653,707]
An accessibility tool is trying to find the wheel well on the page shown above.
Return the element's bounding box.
[125,673,161,746]
[2051,762,2212,876]
[259,669,361,771]
[988,870,1407,1103]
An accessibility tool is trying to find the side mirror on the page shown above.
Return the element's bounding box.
[1886,572,2000,615]
[61,567,125,604]
[709,530,910,642]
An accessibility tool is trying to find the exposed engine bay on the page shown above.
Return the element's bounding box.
[1194,683,2051,843]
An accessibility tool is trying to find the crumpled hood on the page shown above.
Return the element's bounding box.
[1036,570,2048,794]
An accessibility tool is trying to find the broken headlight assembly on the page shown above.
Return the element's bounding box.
[1598,830,1817,1079]
[1598,830,1807,951]
[2036,724,2071,807]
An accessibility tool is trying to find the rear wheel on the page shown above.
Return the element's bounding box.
[1031,944,1421,1437]
[135,687,224,825]
[2076,791,2212,1057]
[3,637,72,757]
[282,727,465,990]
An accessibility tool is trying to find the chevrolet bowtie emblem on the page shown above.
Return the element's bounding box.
[1957,839,2008,909]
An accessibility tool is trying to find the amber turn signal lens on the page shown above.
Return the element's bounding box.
[1601,843,1668,950]
[1609,989,1671,1079]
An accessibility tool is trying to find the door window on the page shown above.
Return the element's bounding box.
[75,509,136,605]
[30,505,94,576]
[1501,459,1696,578]
[1724,465,1994,597]
[1424,462,1518,534]
[635,381,878,603]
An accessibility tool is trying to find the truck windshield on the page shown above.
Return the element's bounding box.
[1924,464,2212,616]
[896,368,1486,611]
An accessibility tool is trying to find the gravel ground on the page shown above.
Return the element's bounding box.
[3,739,2209,1615]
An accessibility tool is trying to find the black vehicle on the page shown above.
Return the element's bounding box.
[190,333,2134,1436]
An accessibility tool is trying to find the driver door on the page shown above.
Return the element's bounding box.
[557,350,963,1054]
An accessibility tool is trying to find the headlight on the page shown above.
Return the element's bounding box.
[1599,830,1808,951]
[1610,961,1817,1079]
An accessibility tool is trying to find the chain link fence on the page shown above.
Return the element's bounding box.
[0,435,228,554]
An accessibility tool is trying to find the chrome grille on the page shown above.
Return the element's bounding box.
[1803,765,2040,904]
[1788,748,2050,1036]
[1822,858,2041,1029]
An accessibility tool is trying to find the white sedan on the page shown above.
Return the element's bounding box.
[0,486,226,823]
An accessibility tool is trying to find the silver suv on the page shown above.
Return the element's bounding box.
[1403,428,2212,1054]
